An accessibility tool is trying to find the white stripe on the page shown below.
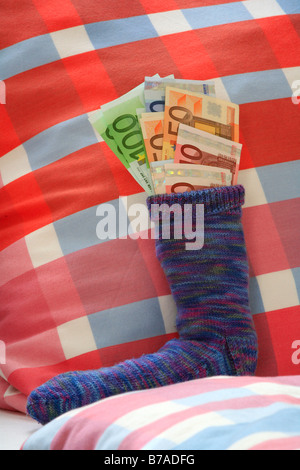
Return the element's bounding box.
[143,412,233,448]
[227,431,289,450]
[50,25,95,59]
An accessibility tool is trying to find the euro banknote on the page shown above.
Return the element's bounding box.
[174,124,243,185]
[140,112,165,164]
[162,87,240,160]
[164,163,232,194]
[144,77,215,112]
[89,74,242,197]
[150,159,174,195]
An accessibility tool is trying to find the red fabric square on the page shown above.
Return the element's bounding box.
[35,257,88,326]
[0,186,26,251]
[256,16,300,69]
[242,205,290,277]
[5,62,85,142]
[140,0,242,12]
[269,198,300,270]
[137,236,171,297]
[139,0,179,13]
[34,143,119,221]
[254,313,278,377]
[0,238,33,287]
[1,173,53,250]
[0,106,21,157]
[71,0,146,22]
[62,52,118,113]
[267,306,300,376]
[96,38,180,97]
[196,21,281,77]
[0,173,53,249]
[240,99,300,168]
[32,0,83,32]
[0,0,48,49]
[161,31,219,80]
[65,238,158,314]
[9,350,103,395]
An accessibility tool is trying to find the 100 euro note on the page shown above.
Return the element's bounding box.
[174,124,243,185]
[144,77,215,112]
[89,109,149,193]
[162,87,240,161]
[101,85,154,195]
[164,163,232,194]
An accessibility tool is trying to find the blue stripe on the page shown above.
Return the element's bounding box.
[249,276,265,315]
[174,405,300,450]
[222,69,292,104]
[0,4,293,81]
[53,198,130,256]
[292,268,300,300]
[174,385,255,408]
[183,2,253,30]
[277,0,300,14]
[22,416,70,450]
[85,16,158,50]
[88,297,166,349]
[24,114,98,171]
[0,34,60,81]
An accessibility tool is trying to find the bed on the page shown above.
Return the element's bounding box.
[0,0,300,451]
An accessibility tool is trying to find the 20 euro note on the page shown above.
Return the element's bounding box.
[164,163,232,194]
[140,112,165,164]
[162,87,240,161]
[174,124,243,185]
[144,77,215,113]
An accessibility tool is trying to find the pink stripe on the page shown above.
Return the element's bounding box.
[119,393,300,450]
[250,436,300,451]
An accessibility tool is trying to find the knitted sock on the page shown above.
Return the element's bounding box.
[27,185,258,425]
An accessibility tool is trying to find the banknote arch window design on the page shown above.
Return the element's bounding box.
[291,340,300,365]
[96,198,205,251]
[0,340,6,365]
[0,80,6,104]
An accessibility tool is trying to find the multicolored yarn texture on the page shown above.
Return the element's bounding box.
[27,185,258,425]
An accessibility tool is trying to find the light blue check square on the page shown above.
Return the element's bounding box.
[222,69,292,104]
[256,161,300,204]
[54,199,130,256]
[88,297,166,349]
[277,0,300,14]
[183,3,252,30]
[24,114,98,171]
[249,276,265,315]
[85,16,158,50]
[0,35,60,81]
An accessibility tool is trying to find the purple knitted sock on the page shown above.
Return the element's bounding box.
[27,185,258,425]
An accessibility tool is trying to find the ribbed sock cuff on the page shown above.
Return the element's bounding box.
[147,185,245,216]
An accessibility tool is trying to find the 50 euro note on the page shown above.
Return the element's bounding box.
[144,77,215,113]
[174,124,243,185]
[164,163,232,194]
[162,87,240,160]
[140,112,165,164]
